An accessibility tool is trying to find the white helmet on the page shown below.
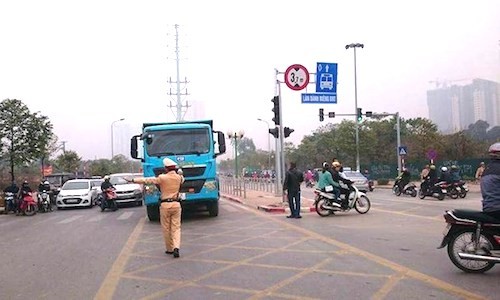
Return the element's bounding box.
[43,181,49,185]
[441,166,448,172]
[163,158,177,167]
[104,175,110,180]
[489,142,500,159]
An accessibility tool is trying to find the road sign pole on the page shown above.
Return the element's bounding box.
[274,68,282,197]
[396,112,402,173]
[278,82,286,193]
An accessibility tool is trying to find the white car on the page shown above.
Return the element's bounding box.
[56,179,96,209]
[109,173,144,206]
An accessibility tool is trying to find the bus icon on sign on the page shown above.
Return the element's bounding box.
[320,73,334,90]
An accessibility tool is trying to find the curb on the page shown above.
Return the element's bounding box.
[221,194,315,214]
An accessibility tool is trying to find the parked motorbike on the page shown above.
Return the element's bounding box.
[19,192,37,216]
[4,192,17,214]
[314,183,371,217]
[438,209,500,273]
[418,180,446,200]
[392,181,417,197]
[100,188,118,212]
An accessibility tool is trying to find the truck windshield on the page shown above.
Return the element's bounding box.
[145,128,210,156]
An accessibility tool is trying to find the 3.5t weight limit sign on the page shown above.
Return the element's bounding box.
[284,64,310,91]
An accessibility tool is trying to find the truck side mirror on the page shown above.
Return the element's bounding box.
[217,132,226,155]
[130,135,140,159]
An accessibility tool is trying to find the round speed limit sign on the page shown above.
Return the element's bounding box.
[284,64,310,91]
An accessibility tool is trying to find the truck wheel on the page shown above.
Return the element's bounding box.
[208,202,219,217]
[147,205,160,221]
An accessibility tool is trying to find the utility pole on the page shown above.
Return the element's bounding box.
[168,24,190,121]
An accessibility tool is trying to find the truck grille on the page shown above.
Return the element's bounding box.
[153,166,206,177]
[180,180,205,193]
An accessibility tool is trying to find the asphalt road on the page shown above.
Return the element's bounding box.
[0,191,498,300]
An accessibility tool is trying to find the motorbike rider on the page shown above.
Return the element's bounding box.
[3,182,19,212]
[421,164,438,193]
[330,161,354,209]
[438,166,452,183]
[304,169,314,186]
[396,167,411,192]
[317,162,341,201]
[450,165,461,183]
[4,181,19,194]
[481,142,500,219]
[37,180,53,211]
[101,176,114,199]
[17,181,32,215]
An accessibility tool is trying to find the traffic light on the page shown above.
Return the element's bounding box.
[357,108,363,122]
[268,127,279,138]
[366,111,373,117]
[319,108,324,122]
[328,112,335,118]
[284,127,294,138]
[271,96,280,125]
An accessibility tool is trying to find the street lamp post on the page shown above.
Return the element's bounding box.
[227,130,244,178]
[346,43,364,172]
[111,118,125,159]
[257,118,271,170]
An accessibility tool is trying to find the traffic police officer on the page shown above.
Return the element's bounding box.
[126,158,184,258]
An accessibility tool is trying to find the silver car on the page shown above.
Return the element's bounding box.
[341,170,370,192]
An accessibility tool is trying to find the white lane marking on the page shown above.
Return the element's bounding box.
[87,215,107,222]
[117,212,134,220]
[58,215,83,224]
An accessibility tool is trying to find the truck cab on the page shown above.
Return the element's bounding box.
[130,120,226,221]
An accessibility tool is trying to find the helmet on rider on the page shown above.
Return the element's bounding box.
[44,181,49,185]
[22,180,29,186]
[488,142,500,160]
[441,166,448,172]
[430,165,436,170]
[451,165,457,170]
[103,175,110,181]
[322,162,329,169]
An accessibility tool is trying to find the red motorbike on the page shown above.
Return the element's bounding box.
[100,188,118,212]
[19,192,37,216]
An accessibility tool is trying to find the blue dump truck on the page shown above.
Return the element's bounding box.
[130,120,226,221]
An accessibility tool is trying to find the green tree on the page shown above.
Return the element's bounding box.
[0,99,54,182]
[53,150,81,174]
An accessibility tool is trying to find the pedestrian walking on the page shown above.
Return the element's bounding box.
[283,162,304,219]
[125,158,184,258]
[475,162,486,183]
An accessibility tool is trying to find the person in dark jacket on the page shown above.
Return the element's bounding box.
[481,142,500,219]
[330,161,354,209]
[283,162,304,219]
[4,182,19,194]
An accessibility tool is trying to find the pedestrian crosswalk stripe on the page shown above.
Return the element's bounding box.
[117,212,134,220]
[58,215,83,224]
[87,215,107,222]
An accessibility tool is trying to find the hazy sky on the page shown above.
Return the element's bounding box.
[1,0,499,160]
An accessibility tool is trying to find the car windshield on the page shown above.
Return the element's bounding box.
[145,128,210,156]
[63,181,89,190]
[110,176,130,185]
[90,180,103,187]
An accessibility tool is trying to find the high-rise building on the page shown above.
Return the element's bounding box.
[427,78,499,133]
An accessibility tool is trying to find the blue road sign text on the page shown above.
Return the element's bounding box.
[301,93,337,104]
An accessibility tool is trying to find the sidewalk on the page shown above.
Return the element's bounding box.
[220,181,481,214]
[221,190,316,214]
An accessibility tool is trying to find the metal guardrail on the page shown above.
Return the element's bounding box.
[219,176,278,199]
